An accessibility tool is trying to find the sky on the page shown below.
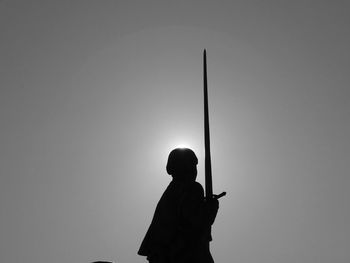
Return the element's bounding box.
[0,1,349,263]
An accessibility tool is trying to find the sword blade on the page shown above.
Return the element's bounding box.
[203,49,213,199]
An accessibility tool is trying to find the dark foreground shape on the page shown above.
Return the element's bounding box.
[138,148,219,263]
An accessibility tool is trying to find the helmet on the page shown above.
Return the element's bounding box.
[166,148,198,176]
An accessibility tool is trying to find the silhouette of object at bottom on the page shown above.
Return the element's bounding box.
[138,148,219,263]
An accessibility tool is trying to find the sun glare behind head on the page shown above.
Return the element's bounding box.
[176,142,191,149]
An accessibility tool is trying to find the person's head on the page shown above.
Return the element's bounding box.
[166,148,198,181]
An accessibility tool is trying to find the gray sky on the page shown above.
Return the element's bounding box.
[1,1,349,263]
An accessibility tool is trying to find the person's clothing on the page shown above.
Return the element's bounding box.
[138,179,218,263]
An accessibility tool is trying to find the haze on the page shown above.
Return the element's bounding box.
[1,1,349,263]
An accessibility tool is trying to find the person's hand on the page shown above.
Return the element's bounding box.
[204,198,219,225]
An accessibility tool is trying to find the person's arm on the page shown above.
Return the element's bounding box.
[181,182,218,229]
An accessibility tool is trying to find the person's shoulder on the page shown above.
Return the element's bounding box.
[192,181,204,189]
[188,181,204,195]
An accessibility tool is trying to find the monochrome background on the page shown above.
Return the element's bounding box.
[1,1,349,263]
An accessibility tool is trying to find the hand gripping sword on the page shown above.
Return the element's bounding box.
[203,49,226,201]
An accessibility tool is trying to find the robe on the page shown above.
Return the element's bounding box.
[138,179,217,263]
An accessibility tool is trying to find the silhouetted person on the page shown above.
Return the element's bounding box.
[138,148,219,263]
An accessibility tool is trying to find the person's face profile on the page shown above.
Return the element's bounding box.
[183,162,197,181]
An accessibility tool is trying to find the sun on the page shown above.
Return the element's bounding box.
[175,142,191,149]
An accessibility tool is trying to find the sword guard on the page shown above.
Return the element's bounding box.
[213,191,226,199]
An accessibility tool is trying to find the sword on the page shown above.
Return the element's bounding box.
[203,49,226,200]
